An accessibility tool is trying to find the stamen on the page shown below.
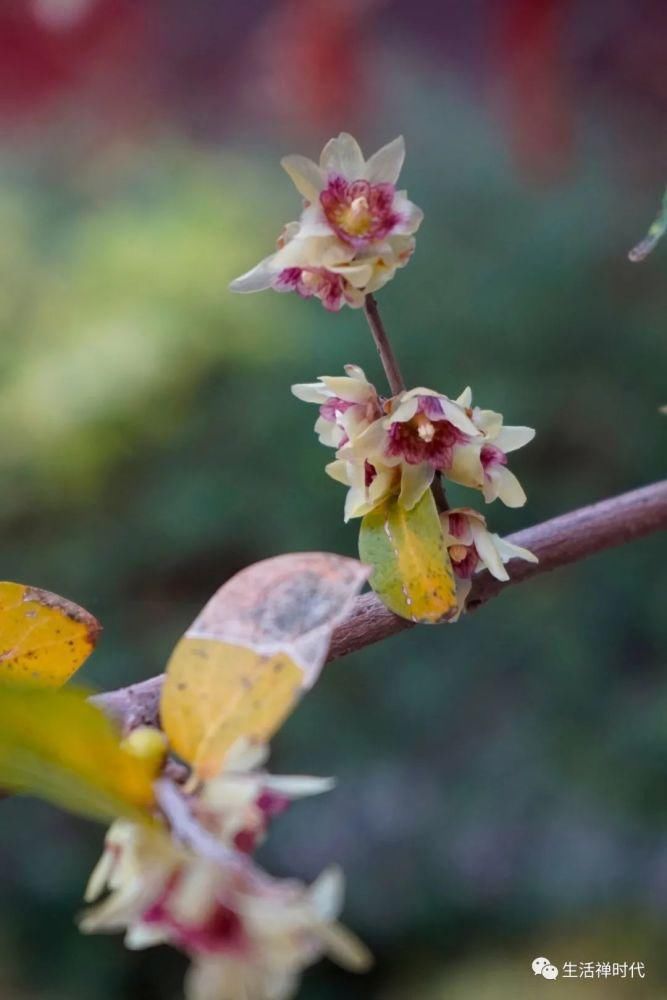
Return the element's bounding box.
[300,271,319,290]
[449,544,469,564]
[349,195,369,219]
[416,418,435,442]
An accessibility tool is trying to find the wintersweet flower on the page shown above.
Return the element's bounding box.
[80,819,187,943]
[194,740,335,855]
[448,388,535,507]
[184,867,372,1000]
[229,132,421,310]
[82,822,370,1000]
[440,508,538,617]
[340,388,481,510]
[291,365,382,448]
[281,133,422,248]
[325,455,399,522]
[80,741,367,999]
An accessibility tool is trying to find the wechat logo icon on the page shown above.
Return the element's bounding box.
[533,957,559,980]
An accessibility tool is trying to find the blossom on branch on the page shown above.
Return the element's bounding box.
[441,508,538,616]
[282,133,422,248]
[291,365,382,448]
[294,375,536,520]
[81,740,368,1000]
[230,134,421,310]
[339,387,481,510]
[183,867,371,1000]
[448,388,535,507]
[82,820,370,1000]
[193,739,334,855]
[325,454,399,521]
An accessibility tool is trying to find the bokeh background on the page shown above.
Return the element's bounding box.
[0,1,666,997]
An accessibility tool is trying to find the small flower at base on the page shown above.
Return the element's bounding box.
[326,455,400,521]
[274,264,365,311]
[448,387,535,507]
[440,508,538,618]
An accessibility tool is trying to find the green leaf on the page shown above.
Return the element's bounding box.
[0,685,157,824]
[359,490,458,623]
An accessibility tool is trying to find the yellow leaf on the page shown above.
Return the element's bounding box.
[358,490,458,623]
[0,581,101,687]
[163,639,303,780]
[0,685,156,824]
[161,553,368,779]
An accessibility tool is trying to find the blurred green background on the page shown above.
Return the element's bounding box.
[0,1,666,997]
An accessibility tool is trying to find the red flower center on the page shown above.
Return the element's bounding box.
[387,399,469,469]
[143,873,249,956]
[448,544,478,579]
[320,177,399,247]
[319,397,354,423]
[364,459,378,488]
[481,444,507,471]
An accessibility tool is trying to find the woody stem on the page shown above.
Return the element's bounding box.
[362,294,449,511]
[363,294,406,396]
[92,479,667,734]
[431,472,449,512]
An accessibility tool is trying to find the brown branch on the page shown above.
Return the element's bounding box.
[329,478,667,657]
[94,479,667,732]
[363,294,406,396]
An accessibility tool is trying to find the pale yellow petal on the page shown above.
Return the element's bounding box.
[320,132,365,178]
[344,363,367,382]
[387,394,420,423]
[447,445,485,490]
[343,483,370,522]
[440,398,481,437]
[327,261,374,288]
[398,462,434,510]
[339,418,390,462]
[473,408,503,438]
[470,521,508,581]
[495,467,527,507]
[494,425,535,452]
[392,192,423,235]
[493,534,539,567]
[325,459,351,486]
[229,255,277,293]
[280,154,325,202]
[363,135,405,184]
[291,382,329,404]
[296,203,333,239]
[319,374,372,403]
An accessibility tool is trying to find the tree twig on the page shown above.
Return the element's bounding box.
[431,471,449,513]
[95,479,667,732]
[362,293,449,511]
[363,294,406,396]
